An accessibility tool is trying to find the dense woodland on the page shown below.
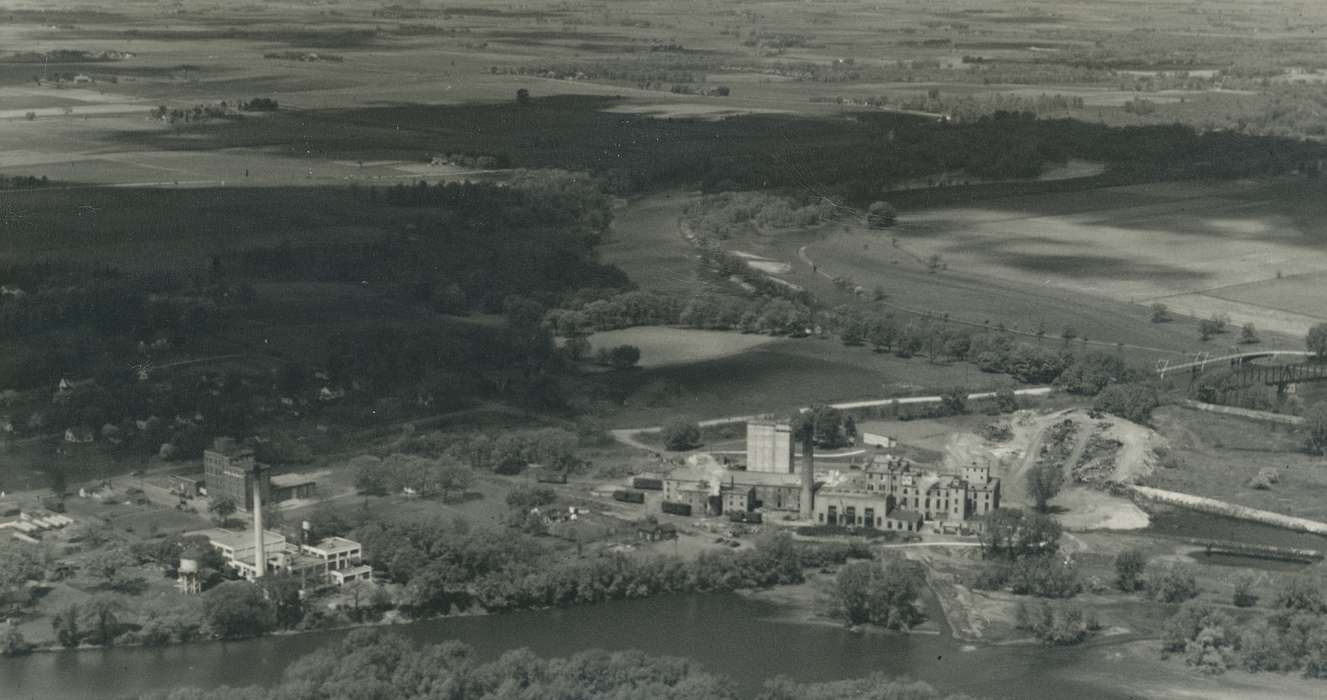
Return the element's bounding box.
[146,628,981,700]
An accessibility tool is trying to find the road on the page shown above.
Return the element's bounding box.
[610,387,1054,451]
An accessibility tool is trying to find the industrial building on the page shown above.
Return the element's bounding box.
[203,438,270,512]
[815,455,1001,530]
[745,419,794,473]
[186,528,371,587]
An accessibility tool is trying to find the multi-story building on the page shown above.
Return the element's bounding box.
[203,438,270,512]
[814,455,1000,529]
[746,419,794,474]
[662,467,814,516]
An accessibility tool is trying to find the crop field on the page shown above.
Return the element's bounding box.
[793,178,1327,345]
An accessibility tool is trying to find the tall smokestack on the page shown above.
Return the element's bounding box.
[252,470,266,578]
[800,434,815,519]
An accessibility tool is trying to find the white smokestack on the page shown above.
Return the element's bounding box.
[252,473,265,578]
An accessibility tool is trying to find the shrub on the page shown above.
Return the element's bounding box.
[1233,574,1259,608]
[1114,548,1147,592]
[1093,382,1160,423]
[1147,563,1200,603]
[1021,602,1095,645]
[662,419,701,451]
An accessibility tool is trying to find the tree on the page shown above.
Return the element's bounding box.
[562,335,591,361]
[52,603,80,648]
[1199,317,1222,341]
[865,201,897,228]
[0,625,30,657]
[1055,352,1128,395]
[1147,563,1200,603]
[1307,402,1327,456]
[1150,303,1171,323]
[1239,323,1260,345]
[604,344,641,370]
[515,88,531,104]
[662,419,702,451]
[209,495,237,525]
[830,559,925,630]
[1026,461,1064,513]
[203,581,275,639]
[82,542,136,590]
[436,464,475,502]
[1093,382,1160,424]
[81,594,124,646]
[351,454,386,495]
[0,541,44,605]
[1309,323,1327,360]
[979,508,1061,559]
[1115,548,1147,592]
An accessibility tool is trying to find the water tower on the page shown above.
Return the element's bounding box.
[177,557,201,595]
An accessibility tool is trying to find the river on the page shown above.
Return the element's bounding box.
[3,592,1141,700]
[3,507,1318,699]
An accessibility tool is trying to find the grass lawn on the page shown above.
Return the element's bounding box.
[1145,405,1327,521]
[588,327,775,368]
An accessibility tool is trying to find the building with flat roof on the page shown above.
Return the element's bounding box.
[271,473,317,502]
[300,536,363,574]
[188,528,371,586]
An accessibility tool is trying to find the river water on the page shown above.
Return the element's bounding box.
[3,507,1318,699]
[3,593,1133,700]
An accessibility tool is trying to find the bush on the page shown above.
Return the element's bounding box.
[662,419,701,451]
[1008,555,1082,598]
[1017,601,1096,645]
[1233,574,1259,608]
[1093,382,1160,423]
[1114,548,1147,592]
[1147,563,1200,603]
[0,625,31,656]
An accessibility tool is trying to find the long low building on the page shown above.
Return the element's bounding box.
[662,467,817,515]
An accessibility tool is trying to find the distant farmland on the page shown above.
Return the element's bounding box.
[799,178,1327,344]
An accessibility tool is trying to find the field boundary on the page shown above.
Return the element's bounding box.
[1177,399,1304,426]
[1129,484,1327,535]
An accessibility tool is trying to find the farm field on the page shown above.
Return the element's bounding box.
[794,178,1327,345]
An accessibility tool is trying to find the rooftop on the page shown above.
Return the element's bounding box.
[666,467,805,488]
[271,473,318,488]
[186,528,286,552]
[305,536,361,553]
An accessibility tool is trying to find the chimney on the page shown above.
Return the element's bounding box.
[800,434,815,519]
[252,470,266,578]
